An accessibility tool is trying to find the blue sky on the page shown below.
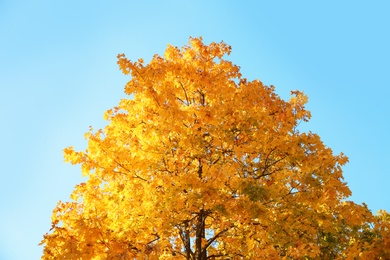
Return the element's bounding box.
[1,1,389,259]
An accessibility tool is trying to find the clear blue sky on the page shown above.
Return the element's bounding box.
[1,1,389,259]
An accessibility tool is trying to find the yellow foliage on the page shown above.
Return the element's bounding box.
[41,37,389,259]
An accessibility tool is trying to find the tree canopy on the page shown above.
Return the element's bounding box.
[41,37,390,259]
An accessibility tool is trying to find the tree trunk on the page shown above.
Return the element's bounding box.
[194,209,207,260]
[194,158,207,260]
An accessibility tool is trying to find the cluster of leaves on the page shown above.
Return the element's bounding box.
[40,37,390,259]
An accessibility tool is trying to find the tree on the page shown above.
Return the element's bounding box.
[41,37,389,259]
